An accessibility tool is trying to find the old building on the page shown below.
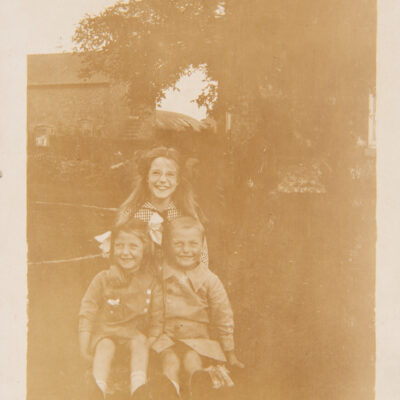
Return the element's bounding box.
[27,53,132,145]
[27,52,212,158]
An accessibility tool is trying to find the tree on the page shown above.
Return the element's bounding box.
[73,0,223,115]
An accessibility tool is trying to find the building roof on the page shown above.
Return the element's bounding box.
[27,53,108,86]
[154,110,209,132]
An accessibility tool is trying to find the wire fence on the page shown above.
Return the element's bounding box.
[28,253,104,266]
[34,201,117,212]
[29,201,112,265]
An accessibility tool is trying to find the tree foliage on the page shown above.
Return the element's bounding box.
[73,0,224,112]
[73,0,375,191]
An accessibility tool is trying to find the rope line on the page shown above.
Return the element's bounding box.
[28,253,103,265]
[34,201,117,212]
[29,201,114,264]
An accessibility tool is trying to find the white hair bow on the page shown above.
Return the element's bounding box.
[148,212,164,246]
[95,230,111,257]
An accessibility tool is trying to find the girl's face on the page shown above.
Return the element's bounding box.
[148,157,178,202]
[113,231,144,273]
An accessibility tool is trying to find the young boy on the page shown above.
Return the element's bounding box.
[152,216,243,399]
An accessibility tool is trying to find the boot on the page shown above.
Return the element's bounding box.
[87,377,107,400]
[148,374,180,400]
[130,383,150,400]
[190,370,215,400]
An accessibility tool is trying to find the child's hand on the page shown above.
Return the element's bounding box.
[226,352,245,368]
[79,332,92,363]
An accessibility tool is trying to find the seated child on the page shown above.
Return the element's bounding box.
[79,220,163,399]
[152,216,243,399]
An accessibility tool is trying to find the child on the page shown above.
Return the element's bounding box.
[96,146,209,267]
[117,147,204,226]
[79,220,163,399]
[152,216,243,399]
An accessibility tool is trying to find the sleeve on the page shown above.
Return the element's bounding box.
[78,272,104,333]
[207,274,235,352]
[148,279,164,338]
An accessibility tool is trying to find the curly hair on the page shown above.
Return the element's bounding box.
[116,146,205,226]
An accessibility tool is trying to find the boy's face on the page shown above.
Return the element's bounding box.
[114,231,144,272]
[170,227,203,270]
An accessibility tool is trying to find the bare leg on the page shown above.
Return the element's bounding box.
[183,349,203,377]
[128,332,149,395]
[93,338,116,396]
[184,351,215,400]
[161,348,181,394]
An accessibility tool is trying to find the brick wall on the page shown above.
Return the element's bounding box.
[27,83,130,138]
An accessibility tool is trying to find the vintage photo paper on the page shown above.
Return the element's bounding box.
[1,1,400,399]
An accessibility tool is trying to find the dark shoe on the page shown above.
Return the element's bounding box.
[106,391,125,400]
[190,370,217,400]
[131,383,150,400]
[86,378,106,400]
[148,374,180,400]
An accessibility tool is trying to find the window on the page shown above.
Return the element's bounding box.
[33,124,55,147]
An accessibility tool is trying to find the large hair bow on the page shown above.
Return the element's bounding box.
[94,230,111,257]
[148,212,164,246]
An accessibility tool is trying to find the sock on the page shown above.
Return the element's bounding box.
[95,379,107,396]
[130,371,147,395]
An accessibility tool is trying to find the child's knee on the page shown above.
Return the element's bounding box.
[161,349,180,372]
[183,350,202,374]
[92,338,116,379]
[128,332,147,351]
[95,338,116,359]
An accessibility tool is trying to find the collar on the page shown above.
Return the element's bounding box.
[108,264,142,287]
[143,201,177,213]
[163,263,208,292]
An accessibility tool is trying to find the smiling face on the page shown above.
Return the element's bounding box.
[113,230,144,273]
[147,157,179,202]
[170,226,203,270]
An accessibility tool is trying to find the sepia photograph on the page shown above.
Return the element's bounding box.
[3,0,398,399]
